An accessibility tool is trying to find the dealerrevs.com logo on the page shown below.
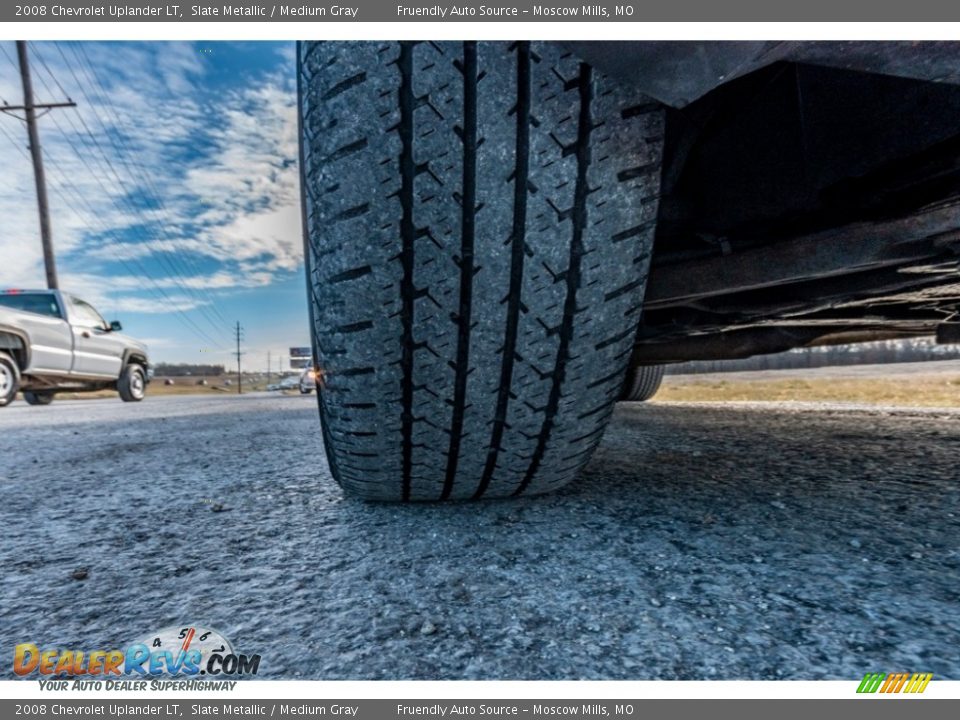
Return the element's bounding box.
[14,625,260,684]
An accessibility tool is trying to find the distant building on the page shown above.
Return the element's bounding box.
[154,363,225,377]
[289,346,313,370]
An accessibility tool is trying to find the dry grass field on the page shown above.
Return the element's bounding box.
[657,360,960,407]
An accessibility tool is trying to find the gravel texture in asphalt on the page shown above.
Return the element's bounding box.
[1,393,957,680]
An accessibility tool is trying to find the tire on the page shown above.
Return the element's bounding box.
[620,364,665,402]
[299,41,663,500]
[118,364,146,402]
[0,351,19,407]
[23,391,54,406]
[300,386,313,395]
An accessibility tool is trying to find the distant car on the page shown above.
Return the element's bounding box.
[279,376,299,391]
[299,368,317,394]
[0,289,150,407]
[266,383,281,392]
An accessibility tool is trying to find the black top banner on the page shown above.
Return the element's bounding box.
[6,0,960,22]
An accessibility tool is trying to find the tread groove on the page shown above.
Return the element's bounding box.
[475,42,531,500]
[515,63,593,497]
[329,265,372,284]
[323,71,367,101]
[398,42,417,502]
[441,41,478,501]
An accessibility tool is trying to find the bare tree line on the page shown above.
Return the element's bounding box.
[153,363,226,377]
[667,339,960,375]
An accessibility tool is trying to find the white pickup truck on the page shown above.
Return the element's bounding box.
[0,289,150,407]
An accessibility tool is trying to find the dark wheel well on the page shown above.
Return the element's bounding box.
[124,354,148,373]
[0,332,27,371]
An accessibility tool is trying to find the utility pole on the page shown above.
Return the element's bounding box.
[2,42,76,290]
[267,350,271,387]
[233,322,244,395]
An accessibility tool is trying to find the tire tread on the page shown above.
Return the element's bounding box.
[300,41,663,500]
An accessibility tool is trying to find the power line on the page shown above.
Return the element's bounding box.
[1,42,236,351]
[61,41,233,328]
[0,44,228,350]
[0,117,29,160]
[28,43,231,337]
[7,42,227,344]
[36,106,230,343]
[0,43,19,74]
[27,41,71,101]
[45,161,229,349]
[45,98,230,338]
[37,147,229,349]
[0,112,227,348]
[72,44,233,329]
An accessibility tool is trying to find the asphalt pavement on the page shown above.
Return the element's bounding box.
[1,392,957,680]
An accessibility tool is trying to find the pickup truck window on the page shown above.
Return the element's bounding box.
[69,297,108,329]
[0,292,62,319]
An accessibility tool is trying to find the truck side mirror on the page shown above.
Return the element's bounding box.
[109,320,123,332]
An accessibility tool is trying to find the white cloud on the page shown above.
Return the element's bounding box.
[0,41,302,350]
[57,272,211,315]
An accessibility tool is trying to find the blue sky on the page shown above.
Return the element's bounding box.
[0,41,308,370]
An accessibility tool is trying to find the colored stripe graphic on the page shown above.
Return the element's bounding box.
[906,673,933,693]
[857,672,932,693]
[881,673,898,693]
[857,673,886,693]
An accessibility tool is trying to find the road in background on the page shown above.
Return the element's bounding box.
[1,394,957,679]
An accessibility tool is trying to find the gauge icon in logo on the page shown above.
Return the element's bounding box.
[129,625,233,676]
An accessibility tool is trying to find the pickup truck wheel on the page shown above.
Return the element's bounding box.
[621,364,666,402]
[118,364,146,402]
[0,351,19,407]
[23,391,54,406]
[299,41,663,501]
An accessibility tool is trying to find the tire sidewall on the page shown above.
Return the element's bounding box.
[622,364,665,402]
[0,353,19,407]
[23,391,55,406]
[120,364,146,402]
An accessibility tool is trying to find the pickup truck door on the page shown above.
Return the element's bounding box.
[0,292,72,373]
[23,313,74,374]
[67,296,124,378]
